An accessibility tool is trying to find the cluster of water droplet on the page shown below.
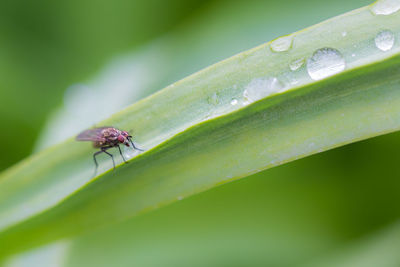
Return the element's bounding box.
[204,0,400,120]
[370,0,398,53]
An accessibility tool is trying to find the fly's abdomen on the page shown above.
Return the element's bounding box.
[93,141,106,148]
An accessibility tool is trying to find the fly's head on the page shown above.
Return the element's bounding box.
[118,130,131,147]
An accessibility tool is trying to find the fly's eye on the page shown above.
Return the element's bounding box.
[121,131,129,137]
[118,135,125,143]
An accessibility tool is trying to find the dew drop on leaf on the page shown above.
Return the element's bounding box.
[370,0,400,15]
[307,48,346,81]
[243,77,284,103]
[375,30,395,51]
[270,35,293,52]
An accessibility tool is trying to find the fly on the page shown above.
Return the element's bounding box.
[76,127,143,176]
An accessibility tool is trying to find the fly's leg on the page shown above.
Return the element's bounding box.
[128,138,144,151]
[102,146,116,170]
[117,145,128,163]
[92,146,116,177]
[93,150,102,177]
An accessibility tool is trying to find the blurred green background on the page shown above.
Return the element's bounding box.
[3,0,400,266]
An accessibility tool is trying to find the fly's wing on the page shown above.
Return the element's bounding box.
[76,128,107,142]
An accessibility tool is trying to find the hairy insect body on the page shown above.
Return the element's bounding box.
[93,128,120,148]
[76,126,143,176]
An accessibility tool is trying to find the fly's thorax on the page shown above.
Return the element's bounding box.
[108,139,120,146]
[102,128,120,141]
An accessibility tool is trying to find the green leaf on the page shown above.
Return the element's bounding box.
[1,0,400,258]
[59,134,400,267]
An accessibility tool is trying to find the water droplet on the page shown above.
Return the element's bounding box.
[289,58,305,71]
[243,77,284,103]
[208,92,219,105]
[375,30,395,51]
[341,31,347,37]
[307,48,346,81]
[371,0,400,15]
[230,99,238,105]
[242,99,251,106]
[270,35,293,52]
